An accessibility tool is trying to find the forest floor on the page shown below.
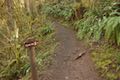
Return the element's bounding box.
[39,21,103,80]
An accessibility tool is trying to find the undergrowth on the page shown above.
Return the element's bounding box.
[92,45,120,80]
[42,1,74,20]
[0,1,55,80]
[75,2,120,45]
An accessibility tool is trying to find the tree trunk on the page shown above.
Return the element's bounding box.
[6,0,14,30]
[24,0,31,14]
[24,0,38,18]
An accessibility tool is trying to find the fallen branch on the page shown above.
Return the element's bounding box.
[74,51,86,60]
[74,48,94,60]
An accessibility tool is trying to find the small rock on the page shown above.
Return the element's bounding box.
[65,76,69,80]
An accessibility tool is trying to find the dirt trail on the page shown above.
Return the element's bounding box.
[39,21,103,80]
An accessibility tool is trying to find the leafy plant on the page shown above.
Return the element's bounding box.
[74,10,101,40]
[40,23,54,36]
[42,1,74,20]
[75,2,120,45]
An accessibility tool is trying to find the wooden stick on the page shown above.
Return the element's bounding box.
[28,47,38,80]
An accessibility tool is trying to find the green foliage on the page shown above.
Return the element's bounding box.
[42,1,74,20]
[92,45,120,80]
[75,2,120,45]
[101,16,120,45]
[0,1,54,80]
[40,23,54,36]
[74,12,97,39]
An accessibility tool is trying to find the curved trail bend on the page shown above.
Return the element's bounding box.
[39,21,103,80]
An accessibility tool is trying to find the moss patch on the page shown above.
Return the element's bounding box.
[92,45,120,80]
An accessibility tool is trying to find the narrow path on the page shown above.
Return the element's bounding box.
[39,21,103,80]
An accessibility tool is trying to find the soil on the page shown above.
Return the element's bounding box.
[39,21,103,80]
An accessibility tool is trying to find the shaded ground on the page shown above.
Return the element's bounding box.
[39,21,103,80]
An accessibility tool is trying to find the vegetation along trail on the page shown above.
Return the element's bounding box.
[39,21,103,80]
